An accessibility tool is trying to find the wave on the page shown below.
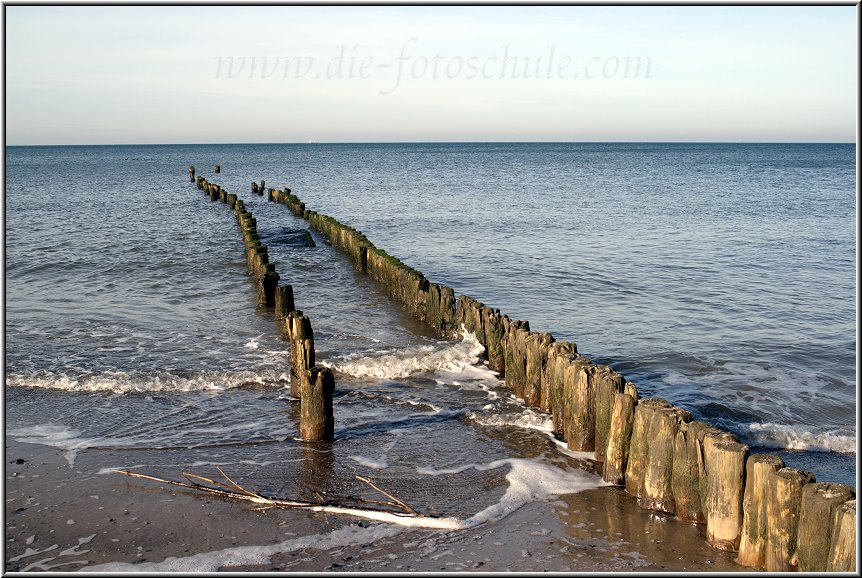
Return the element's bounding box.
[4,368,291,394]
[417,457,605,527]
[743,422,856,454]
[467,407,554,435]
[322,328,491,381]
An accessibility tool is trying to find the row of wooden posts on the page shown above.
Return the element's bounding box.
[190,166,334,443]
[186,165,854,572]
[261,177,855,573]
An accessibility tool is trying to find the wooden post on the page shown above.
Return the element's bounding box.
[566,364,597,451]
[602,391,636,485]
[765,467,815,571]
[827,499,856,572]
[300,366,335,442]
[276,284,295,320]
[796,482,856,572]
[287,311,315,400]
[703,439,748,551]
[671,420,713,524]
[524,332,553,408]
[482,307,506,377]
[188,165,195,181]
[214,164,220,173]
[624,397,672,499]
[736,454,785,567]
[259,266,279,307]
[642,406,691,514]
[593,366,625,463]
[548,342,577,437]
[697,428,738,521]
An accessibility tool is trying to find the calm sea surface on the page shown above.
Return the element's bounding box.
[5,142,856,500]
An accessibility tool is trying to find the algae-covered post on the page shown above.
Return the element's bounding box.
[624,397,673,500]
[286,311,315,399]
[642,406,692,515]
[259,263,279,308]
[765,467,815,571]
[602,391,636,485]
[796,482,855,572]
[703,438,748,551]
[827,499,857,571]
[215,164,220,173]
[276,284,296,323]
[300,366,335,442]
[188,165,195,181]
[736,454,785,568]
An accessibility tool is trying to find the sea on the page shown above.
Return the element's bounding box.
[4,142,857,540]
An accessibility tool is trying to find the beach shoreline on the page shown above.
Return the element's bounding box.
[5,438,746,573]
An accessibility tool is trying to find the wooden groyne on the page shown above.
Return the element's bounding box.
[257,177,855,572]
[193,174,334,442]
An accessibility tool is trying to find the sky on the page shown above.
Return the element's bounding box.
[3,5,858,144]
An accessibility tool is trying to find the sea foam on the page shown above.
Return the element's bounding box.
[743,422,856,454]
[322,329,490,382]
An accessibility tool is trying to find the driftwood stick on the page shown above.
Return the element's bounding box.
[112,469,432,520]
[356,475,422,516]
[181,471,260,498]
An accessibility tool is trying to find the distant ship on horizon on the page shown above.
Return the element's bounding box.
[307,139,318,144]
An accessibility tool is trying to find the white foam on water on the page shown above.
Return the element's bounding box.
[7,424,96,465]
[85,522,412,572]
[417,457,604,528]
[744,422,856,454]
[349,455,389,469]
[5,368,289,394]
[244,334,265,349]
[467,407,554,435]
[322,330,491,382]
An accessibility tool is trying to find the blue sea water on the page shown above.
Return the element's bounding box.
[4,142,857,491]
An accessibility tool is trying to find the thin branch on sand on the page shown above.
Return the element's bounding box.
[112,468,429,520]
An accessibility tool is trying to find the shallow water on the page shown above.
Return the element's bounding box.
[4,142,856,503]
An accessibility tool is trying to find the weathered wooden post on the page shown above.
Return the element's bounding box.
[276,284,295,321]
[188,165,195,181]
[703,438,748,551]
[670,420,712,524]
[625,397,673,499]
[524,332,553,408]
[642,406,691,514]
[566,364,597,451]
[765,467,815,571]
[827,499,856,572]
[736,454,785,567]
[796,482,855,572]
[300,366,335,442]
[593,366,625,463]
[214,164,220,173]
[482,307,507,377]
[258,264,279,307]
[287,311,315,400]
[602,391,636,485]
[548,342,577,437]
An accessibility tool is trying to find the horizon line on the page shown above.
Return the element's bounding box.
[5,140,856,147]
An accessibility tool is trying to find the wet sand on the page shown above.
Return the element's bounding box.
[4,439,751,573]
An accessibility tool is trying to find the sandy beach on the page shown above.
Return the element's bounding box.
[5,438,746,573]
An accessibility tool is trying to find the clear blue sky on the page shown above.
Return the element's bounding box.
[4,5,857,144]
